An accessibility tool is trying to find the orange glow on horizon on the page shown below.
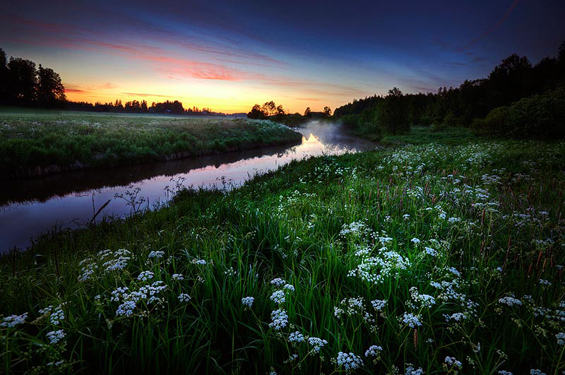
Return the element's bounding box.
[64,87,339,115]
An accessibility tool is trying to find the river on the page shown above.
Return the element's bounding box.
[0,122,377,253]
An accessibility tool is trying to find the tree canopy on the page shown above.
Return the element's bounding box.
[0,49,66,108]
[333,41,565,139]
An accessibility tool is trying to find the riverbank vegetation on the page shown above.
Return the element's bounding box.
[247,101,333,127]
[1,127,563,374]
[334,42,565,140]
[0,111,302,179]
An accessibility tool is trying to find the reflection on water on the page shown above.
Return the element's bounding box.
[0,122,377,252]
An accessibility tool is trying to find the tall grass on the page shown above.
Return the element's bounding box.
[0,111,302,178]
[1,130,564,374]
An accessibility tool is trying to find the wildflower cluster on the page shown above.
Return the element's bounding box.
[336,352,363,372]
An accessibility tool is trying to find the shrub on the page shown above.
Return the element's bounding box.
[506,86,565,138]
[471,87,565,139]
[470,106,510,136]
[442,113,458,127]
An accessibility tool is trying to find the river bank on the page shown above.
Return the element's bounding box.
[1,127,563,374]
[0,122,376,252]
[0,110,302,179]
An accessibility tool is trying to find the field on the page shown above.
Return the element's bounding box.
[0,109,302,179]
[1,127,564,374]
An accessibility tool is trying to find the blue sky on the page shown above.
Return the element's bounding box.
[0,0,563,112]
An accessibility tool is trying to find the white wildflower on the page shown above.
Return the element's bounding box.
[288,331,304,344]
[178,293,191,303]
[371,299,387,311]
[1,312,28,328]
[406,366,424,375]
[270,290,286,304]
[308,337,328,353]
[445,356,462,369]
[269,309,288,330]
[365,345,382,357]
[402,312,422,328]
[116,300,136,317]
[148,251,165,259]
[46,329,66,344]
[336,352,363,371]
[270,278,286,287]
[241,296,254,308]
[424,247,437,257]
[283,284,295,292]
[498,295,522,307]
[137,270,154,282]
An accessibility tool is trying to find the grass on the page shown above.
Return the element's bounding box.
[0,109,302,179]
[1,127,564,374]
[380,126,479,145]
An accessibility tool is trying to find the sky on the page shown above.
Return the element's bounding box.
[0,0,564,113]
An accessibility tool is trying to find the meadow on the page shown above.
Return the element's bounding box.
[0,110,302,179]
[1,127,564,374]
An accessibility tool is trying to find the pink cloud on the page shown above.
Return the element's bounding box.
[3,15,365,100]
[65,88,87,94]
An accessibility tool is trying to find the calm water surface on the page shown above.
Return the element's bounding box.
[0,122,377,252]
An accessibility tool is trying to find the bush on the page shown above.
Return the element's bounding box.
[442,113,458,127]
[470,117,487,135]
[471,86,565,139]
[506,87,565,138]
[470,106,510,136]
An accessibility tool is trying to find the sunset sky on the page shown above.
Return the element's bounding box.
[1,0,564,113]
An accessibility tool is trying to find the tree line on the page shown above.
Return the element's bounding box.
[333,42,565,139]
[67,99,215,115]
[247,101,332,126]
[0,48,66,108]
[0,47,221,115]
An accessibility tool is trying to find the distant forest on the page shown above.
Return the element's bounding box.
[0,48,220,116]
[333,42,565,139]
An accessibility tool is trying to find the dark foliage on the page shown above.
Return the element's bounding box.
[0,49,66,108]
[334,42,565,139]
[472,86,565,139]
[246,101,330,126]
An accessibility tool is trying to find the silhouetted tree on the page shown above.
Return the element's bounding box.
[377,88,410,135]
[487,54,533,107]
[247,104,266,119]
[150,100,184,114]
[304,107,311,117]
[7,57,37,105]
[37,64,66,107]
[0,48,8,103]
[262,101,277,116]
[323,106,332,117]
